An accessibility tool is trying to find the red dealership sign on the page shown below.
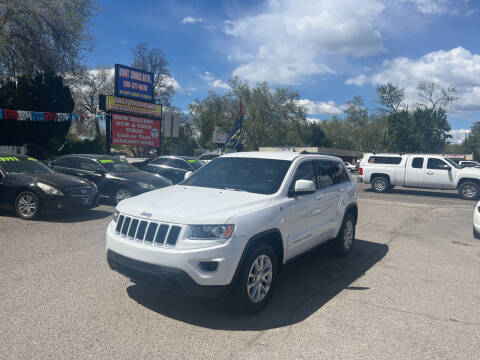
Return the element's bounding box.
[111,113,160,147]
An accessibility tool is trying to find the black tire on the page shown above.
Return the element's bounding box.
[15,191,40,220]
[229,243,278,315]
[371,176,390,193]
[332,213,356,256]
[473,227,480,239]
[113,188,132,204]
[459,181,480,200]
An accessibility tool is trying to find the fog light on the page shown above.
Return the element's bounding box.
[199,261,219,272]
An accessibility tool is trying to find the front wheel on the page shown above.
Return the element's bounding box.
[114,188,132,204]
[459,181,480,200]
[15,191,40,220]
[229,243,278,314]
[473,227,480,239]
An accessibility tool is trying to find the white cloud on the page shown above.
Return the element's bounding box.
[224,0,386,84]
[181,16,203,24]
[298,99,343,116]
[160,75,182,93]
[447,129,471,144]
[345,74,368,86]
[200,71,230,90]
[346,47,480,114]
[402,0,449,15]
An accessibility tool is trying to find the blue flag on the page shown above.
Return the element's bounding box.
[222,102,243,154]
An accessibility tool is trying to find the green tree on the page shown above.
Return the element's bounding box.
[0,0,96,78]
[190,78,309,150]
[376,82,405,113]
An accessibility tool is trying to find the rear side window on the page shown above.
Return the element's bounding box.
[412,157,424,169]
[314,160,334,188]
[368,156,402,164]
[79,158,103,172]
[289,161,316,192]
[331,161,349,184]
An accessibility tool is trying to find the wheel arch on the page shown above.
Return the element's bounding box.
[457,177,480,189]
[371,173,391,184]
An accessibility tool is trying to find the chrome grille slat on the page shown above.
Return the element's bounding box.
[115,213,181,247]
[67,187,95,196]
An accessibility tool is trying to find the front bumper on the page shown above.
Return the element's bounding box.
[42,193,99,213]
[107,250,229,299]
[473,204,480,232]
[106,221,243,289]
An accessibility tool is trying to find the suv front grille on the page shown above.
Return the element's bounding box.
[115,214,181,247]
[67,187,95,196]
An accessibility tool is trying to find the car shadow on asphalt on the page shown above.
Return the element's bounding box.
[126,239,388,330]
[363,187,461,200]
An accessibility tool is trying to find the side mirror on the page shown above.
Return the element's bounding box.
[289,179,316,197]
[184,171,193,180]
[444,165,452,171]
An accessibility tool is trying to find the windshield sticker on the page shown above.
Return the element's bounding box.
[99,159,115,164]
[0,156,20,162]
[187,160,198,164]
[27,157,38,161]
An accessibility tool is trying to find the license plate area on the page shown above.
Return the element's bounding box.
[82,198,92,206]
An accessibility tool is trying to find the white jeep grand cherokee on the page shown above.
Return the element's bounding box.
[106,151,358,313]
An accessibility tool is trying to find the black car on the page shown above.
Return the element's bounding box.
[133,155,204,184]
[49,154,171,204]
[0,154,99,219]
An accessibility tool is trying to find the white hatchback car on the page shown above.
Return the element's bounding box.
[106,151,358,313]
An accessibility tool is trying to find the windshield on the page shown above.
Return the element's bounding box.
[199,154,218,160]
[182,157,292,195]
[0,156,54,174]
[444,158,462,169]
[185,158,204,170]
[99,159,138,173]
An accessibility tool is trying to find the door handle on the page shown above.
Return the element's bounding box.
[426,171,434,175]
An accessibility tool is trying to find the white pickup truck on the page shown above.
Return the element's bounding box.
[359,153,480,200]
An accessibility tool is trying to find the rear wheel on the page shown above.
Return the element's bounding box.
[459,181,480,200]
[371,176,390,193]
[15,191,40,220]
[332,213,356,256]
[229,243,278,314]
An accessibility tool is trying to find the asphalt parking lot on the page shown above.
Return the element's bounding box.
[1,184,480,359]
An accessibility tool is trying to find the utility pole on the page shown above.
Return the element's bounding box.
[465,133,467,155]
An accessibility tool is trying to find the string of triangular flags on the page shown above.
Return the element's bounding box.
[0,108,90,122]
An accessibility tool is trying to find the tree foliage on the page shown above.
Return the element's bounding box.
[376,82,405,113]
[0,0,96,78]
[190,78,320,150]
[131,43,175,103]
[0,72,74,112]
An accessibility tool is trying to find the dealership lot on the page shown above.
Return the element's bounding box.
[1,184,479,359]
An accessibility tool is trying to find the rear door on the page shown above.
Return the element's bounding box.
[425,157,454,189]
[77,158,107,190]
[313,159,341,242]
[405,156,425,187]
[50,156,79,176]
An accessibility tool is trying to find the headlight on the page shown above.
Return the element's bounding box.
[138,182,155,190]
[37,182,63,196]
[190,225,235,240]
[112,209,119,223]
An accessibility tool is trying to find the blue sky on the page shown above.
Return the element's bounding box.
[86,0,480,142]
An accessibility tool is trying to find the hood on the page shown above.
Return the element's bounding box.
[10,172,93,189]
[109,170,171,187]
[459,167,480,176]
[116,185,272,224]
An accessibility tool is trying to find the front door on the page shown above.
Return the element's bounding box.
[283,160,322,258]
[424,157,454,189]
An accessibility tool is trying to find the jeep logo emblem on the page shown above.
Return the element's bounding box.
[140,211,152,218]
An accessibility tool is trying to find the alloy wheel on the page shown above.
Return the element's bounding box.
[374,179,386,192]
[343,220,354,250]
[462,184,477,199]
[115,189,131,203]
[18,194,37,217]
[247,254,273,303]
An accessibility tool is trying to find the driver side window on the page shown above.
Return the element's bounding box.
[427,158,448,170]
[289,161,316,192]
[79,158,103,172]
